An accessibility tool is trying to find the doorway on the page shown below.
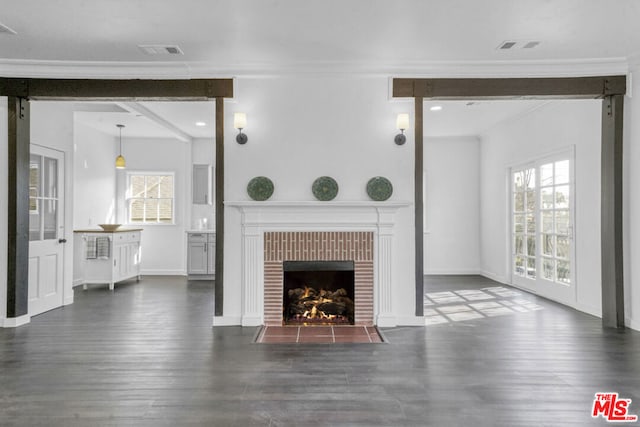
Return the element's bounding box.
[511,149,576,306]
[28,144,65,316]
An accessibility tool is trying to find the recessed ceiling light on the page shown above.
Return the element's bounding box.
[430,106,443,111]
[195,122,207,127]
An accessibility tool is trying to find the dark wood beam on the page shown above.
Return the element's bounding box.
[393,76,626,99]
[601,95,625,328]
[6,97,30,318]
[0,78,234,100]
[414,97,424,317]
[214,98,224,316]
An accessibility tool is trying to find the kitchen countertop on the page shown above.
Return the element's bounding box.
[186,230,215,233]
[74,228,144,233]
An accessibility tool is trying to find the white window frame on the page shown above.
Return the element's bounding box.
[508,146,576,305]
[125,171,176,225]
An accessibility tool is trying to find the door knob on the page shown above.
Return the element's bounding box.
[58,238,67,243]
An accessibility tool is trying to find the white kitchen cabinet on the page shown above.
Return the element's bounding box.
[187,231,215,279]
[73,229,142,290]
[192,164,212,205]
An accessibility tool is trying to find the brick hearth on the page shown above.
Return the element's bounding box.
[264,232,374,326]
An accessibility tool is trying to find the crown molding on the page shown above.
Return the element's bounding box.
[0,57,630,80]
[628,51,640,68]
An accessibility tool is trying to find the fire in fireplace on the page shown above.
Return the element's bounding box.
[283,261,355,325]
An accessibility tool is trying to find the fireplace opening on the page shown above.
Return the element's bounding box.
[283,261,355,325]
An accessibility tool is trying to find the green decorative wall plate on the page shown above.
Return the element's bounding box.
[312,176,339,201]
[247,176,274,201]
[366,176,393,201]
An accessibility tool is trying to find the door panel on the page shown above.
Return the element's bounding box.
[28,144,65,316]
[510,151,576,306]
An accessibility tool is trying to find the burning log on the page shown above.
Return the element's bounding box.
[285,285,354,324]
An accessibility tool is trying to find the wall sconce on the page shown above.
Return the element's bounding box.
[115,124,126,169]
[394,113,409,145]
[234,112,248,144]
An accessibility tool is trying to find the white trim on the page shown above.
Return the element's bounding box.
[63,294,74,306]
[125,171,176,225]
[228,201,410,327]
[425,269,483,275]
[625,317,640,332]
[480,271,508,285]
[395,316,425,327]
[212,316,242,326]
[0,58,629,79]
[2,314,30,328]
[575,302,601,318]
[140,269,185,276]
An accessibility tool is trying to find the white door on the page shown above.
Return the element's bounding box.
[511,151,576,305]
[28,144,65,316]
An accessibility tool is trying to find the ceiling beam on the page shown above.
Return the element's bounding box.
[0,78,234,100]
[116,102,193,143]
[393,76,626,99]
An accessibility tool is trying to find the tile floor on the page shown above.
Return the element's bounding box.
[256,325,384,343]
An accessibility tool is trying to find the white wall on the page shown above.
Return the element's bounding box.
[424,136,480,274]
[73,121,116,228]
[222,75,416,325]
[31,102,76,307]
[625,63,640,330]
[480,100,602,316]
[115,137,190,275]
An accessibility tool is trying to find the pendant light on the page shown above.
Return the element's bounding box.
[115,124,126,169]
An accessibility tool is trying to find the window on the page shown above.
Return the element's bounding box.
[510,150,575,305]
[127,173,175,224]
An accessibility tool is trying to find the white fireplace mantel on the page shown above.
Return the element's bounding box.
[222,200,411,327]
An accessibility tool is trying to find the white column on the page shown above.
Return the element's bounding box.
[375,207,398,327]
[241,224,264,326]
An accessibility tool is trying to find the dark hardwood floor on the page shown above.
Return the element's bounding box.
[1,275,640,426]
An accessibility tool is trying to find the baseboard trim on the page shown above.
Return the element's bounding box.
[64,294,74,306]
[395,316,425,327]
[424,269,482,275]
[241,316,263,327]
[212,316,242,326]
[480,271,508,285]
[574,302,601,318]
[2,314,31,328]
[625,317,640,332]
[140,269,186,276]
[375,315,397,328]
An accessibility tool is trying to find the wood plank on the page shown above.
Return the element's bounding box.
[6,97,30,318]
[393,76,626,99]
[214,97,224,316]
[414,97,424,317]
[601,95,625,328]
[0,78,234,100]
[1,275,639,425]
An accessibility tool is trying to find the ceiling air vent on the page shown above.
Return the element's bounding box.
[138,45,184,55]
[523,41,541,49]
[0,22,17,35]
[497,40,541,50]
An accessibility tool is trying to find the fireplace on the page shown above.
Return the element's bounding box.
[283,261,355,325]
[264,231,374,326]
[225,201,408,328]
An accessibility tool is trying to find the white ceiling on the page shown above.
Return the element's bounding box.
[422,100,548,137]
[1,0,640,66]
[5,1,638,138]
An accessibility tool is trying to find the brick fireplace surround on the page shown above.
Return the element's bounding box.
[264,232,374,325]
